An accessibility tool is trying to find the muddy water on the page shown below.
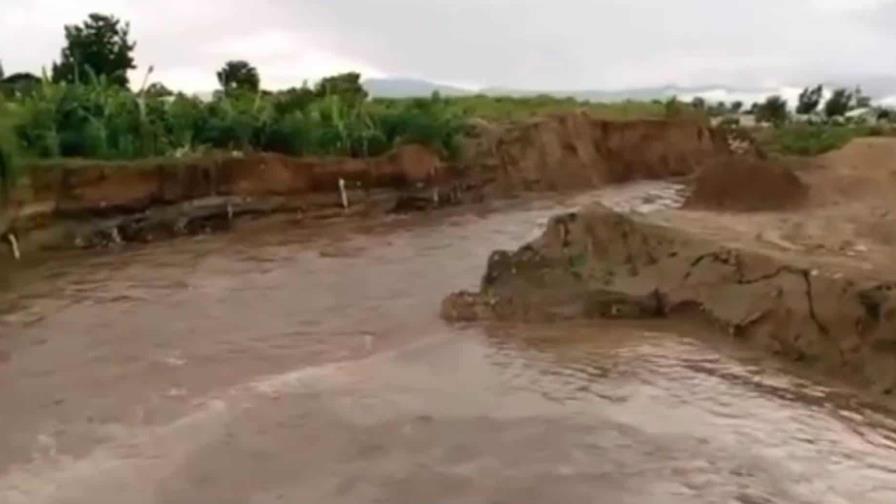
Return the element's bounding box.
[1,182,895,503]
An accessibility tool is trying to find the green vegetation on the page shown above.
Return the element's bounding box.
[0,97,20,191]
[824,88,853,118]
[0,12,676,196]
[217,61,260,94]
[759,124,883,156]
[4,77,467,161]
[796,85,822,115]
[755,95,788,125]
[432,94,666,122]
[709,83,896,157]
[51,14,136,87]
[3,10,894,193]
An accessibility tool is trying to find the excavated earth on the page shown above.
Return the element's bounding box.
[444,137,896,396]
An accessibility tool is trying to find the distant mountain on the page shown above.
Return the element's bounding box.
[363,78,472,98]
[478,84,807,104]
[363,76,896,106]
[363,78,771,103]
[478,85,659,101]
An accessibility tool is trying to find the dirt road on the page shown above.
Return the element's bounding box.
[1,182,895,503]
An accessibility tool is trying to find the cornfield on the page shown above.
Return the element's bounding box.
[1,77,466,162]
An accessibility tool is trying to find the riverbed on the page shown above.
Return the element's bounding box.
[1,182,895,503]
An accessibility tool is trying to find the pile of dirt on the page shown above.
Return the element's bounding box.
[442,205,896,394]
[685,157,808,211]
[463,112,729,192]
[807,138,896,205]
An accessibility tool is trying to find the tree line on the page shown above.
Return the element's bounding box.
[686,84,879,126]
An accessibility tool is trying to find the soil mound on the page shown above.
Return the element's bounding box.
[808,138,896,205]
[443,205,896,394]
[686,158,808,211]
[463,112,729,192]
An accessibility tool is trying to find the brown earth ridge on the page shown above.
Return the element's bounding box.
[0,114,724,252]
[443,137,896,394]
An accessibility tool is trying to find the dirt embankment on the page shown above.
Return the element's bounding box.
[808,137,896,205]
[443,205,896,393]
[444,137,896,394]
[18,144,442,218]
[0,145,448,250]
[1,114,735,253]
[462,113,728,192]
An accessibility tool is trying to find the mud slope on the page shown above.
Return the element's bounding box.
[463,113,728,192]
[443,205,896,394]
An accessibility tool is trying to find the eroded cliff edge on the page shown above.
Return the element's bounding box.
[1,115,727,253]
[443,205,896,394]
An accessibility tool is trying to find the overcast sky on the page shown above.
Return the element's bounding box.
[2,0,895,93]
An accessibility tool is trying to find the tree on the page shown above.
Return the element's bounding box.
[796,85,823,115]
[704,101,728,117]
[145,82,173,98]
[2,72,40,85]
[854,86,871,109]
[0,72,41,97]
[730,101,743,114]
[664,96,683,118]
[51,13,136,86]
[824,88,853,118]
[0,61,4,80]
[216,60,260,93]
[272,85,316,114]
[690,96,706,110]
[314,72,368,103]
[755,95,788,125]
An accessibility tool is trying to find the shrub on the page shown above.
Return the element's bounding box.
[763,124,876,156]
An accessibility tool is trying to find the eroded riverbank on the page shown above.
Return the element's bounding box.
[1,182,896,503]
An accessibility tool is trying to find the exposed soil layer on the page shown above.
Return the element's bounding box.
[685,157,809,211]
[462,113,727,191]
[442,205,896,394]
[445,137,896,395]
[18,144,442,218]
[1,115,733,252]
[809,137,896,205]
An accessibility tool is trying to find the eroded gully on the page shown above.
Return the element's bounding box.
[1,182,895,504]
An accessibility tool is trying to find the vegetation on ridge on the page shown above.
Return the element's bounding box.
[3,11,894,193]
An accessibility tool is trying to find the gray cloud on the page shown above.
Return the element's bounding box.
[2,0,895,92]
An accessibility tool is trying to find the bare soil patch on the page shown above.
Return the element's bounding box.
[685,157,808,211]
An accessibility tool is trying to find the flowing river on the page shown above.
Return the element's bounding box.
[1,183,895,503]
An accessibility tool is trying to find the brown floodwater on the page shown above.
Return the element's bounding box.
[1,182,895,504]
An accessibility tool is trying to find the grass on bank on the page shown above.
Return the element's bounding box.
[757,124,888,157]
[429,95,667,122]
